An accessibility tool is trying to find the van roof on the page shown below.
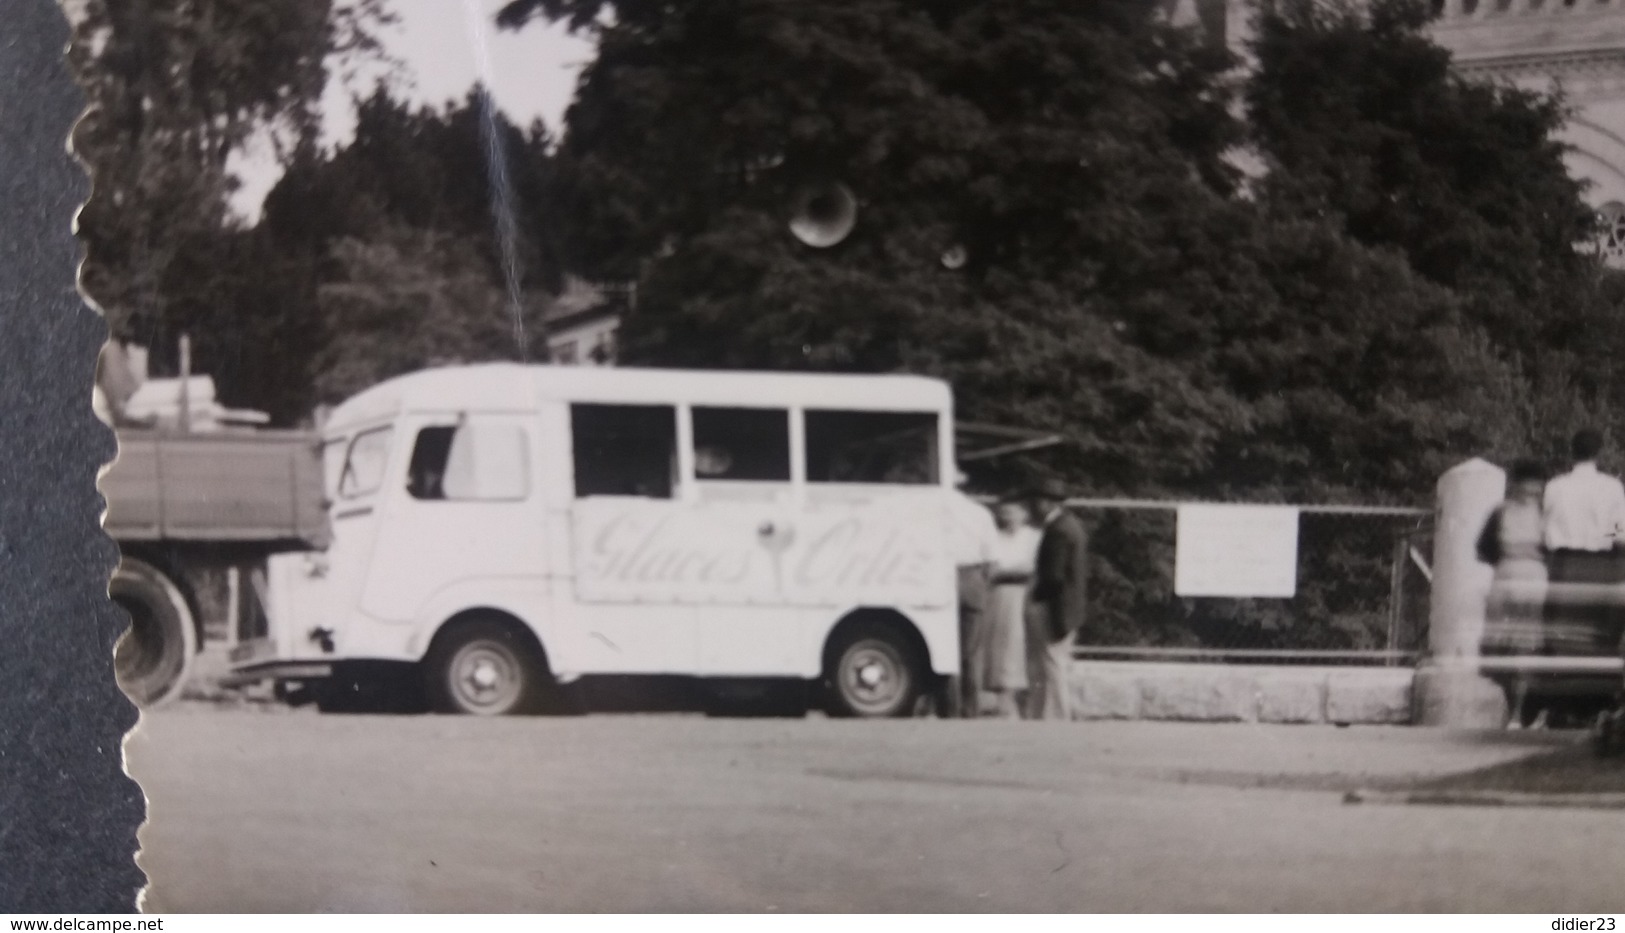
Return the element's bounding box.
[323,363,954,433]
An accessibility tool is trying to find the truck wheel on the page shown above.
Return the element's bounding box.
[825,626,923,719]
[111,557,197,709]
[424,617,545,716]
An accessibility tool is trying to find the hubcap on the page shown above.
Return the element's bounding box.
[839,641,907,715]
[857,661,885,688]
[450,643,521,713]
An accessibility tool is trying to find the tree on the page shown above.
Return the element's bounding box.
[313,221,552,403]
[1245,0,1625,453]
[497,0,1531,496]
[262,88,562,297]
[68,0,390,364]
[250,89,562,417]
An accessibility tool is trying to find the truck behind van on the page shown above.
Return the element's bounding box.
[229,364,966,718]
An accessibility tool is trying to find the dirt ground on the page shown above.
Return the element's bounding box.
[125,707,1625,912]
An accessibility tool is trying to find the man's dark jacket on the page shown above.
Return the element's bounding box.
[1033,510,1089,642]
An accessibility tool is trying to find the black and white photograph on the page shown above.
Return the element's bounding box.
[49,0,1625,914]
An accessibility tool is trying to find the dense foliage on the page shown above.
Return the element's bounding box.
[1247,0,1625,468]
[496,0,1578,501]
[70,0,387,372]
[261,90,561,414]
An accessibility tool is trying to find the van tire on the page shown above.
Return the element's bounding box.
[824,624,924,719]
[424,617,545,716]
[111,557,197,709]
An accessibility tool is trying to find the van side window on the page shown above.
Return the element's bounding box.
[338,426,394,499]
[805,410,939,485]
[408,423,530,501]
[407,427,456,499]
[571,404,678,498]
[692,407,790,481]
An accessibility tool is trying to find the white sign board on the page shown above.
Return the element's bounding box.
[1174,504,1301,598]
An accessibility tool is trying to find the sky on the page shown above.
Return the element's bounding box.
[229,0,596,222]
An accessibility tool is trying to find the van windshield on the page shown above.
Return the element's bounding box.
[338,426,394,499]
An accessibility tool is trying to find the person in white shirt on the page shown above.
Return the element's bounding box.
[946,478,999,717]
[1542,429,1625,655]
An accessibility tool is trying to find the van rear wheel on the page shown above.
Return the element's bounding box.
[424,618,544,716]
[826,627,922,719]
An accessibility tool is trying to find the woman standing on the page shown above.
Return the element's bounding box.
[1477,459,1550,729]
[985,497,1041,718]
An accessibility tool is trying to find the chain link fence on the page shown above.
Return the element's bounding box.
[1069,501,1434,666]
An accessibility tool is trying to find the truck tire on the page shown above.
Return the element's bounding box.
[111,557,197,708]
[824,624,924,719]
[423,616,546,716]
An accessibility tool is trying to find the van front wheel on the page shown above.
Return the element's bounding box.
[424,618,544,715]
[826,628,922,718]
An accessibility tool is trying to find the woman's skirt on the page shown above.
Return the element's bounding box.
[1482,558,1548,657]
[985,582,1030,692]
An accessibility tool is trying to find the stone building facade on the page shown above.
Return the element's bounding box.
[1432,0,1625,262]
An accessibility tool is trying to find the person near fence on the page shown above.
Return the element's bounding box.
[1024,479,1089,721]
[1542,429,1625,656]
[1477,458,1550,729]
[948,477,999,718]
[985,496,1039,718]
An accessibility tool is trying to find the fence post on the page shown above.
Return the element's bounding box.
[1413,458,1510,726]
[1387,534,1406,667]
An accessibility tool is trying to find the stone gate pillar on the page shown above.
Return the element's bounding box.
[1413,458,1511,726]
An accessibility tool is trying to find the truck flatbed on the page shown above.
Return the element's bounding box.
[103,429,326,546]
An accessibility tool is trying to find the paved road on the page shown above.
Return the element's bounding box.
[126,708,1625,912]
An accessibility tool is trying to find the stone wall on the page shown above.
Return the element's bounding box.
[1067,661,1417,724]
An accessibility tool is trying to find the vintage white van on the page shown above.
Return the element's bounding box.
[229,363,963,717]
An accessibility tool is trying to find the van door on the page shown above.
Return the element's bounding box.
[564,402,699,674]
[314,423,396,656]
[685,405,801,675]
[358,415,545,628]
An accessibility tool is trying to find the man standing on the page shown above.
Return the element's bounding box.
[1025,478,1089,721]
[1542,429,1625,655]
[947,477,999,717]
